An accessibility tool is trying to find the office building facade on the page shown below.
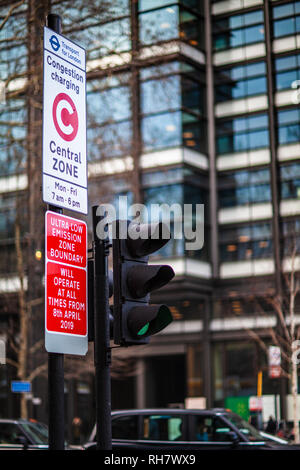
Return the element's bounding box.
[0,0,299,427]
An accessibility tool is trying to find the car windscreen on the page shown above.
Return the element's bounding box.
[226,414,264,441]
[20,421,48,444]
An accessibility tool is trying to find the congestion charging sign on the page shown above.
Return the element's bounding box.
[45,211,88,355]
[43,27,87,214]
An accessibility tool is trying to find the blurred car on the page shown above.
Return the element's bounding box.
[84,408,300,451]
[0,419,48,450]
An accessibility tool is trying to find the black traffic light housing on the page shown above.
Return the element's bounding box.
[112,220,175,346]
[88,257,113,342]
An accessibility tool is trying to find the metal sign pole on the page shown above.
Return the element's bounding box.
[92,206,112,450]
[46,13,65,451]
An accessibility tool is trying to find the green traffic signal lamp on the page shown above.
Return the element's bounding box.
[128,304,173,339]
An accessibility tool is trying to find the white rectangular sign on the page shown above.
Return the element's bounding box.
[43,26,87,214]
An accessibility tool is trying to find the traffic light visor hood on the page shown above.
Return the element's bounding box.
[126,222,171,257]
[127,264,175,298]
[127,305,173,338]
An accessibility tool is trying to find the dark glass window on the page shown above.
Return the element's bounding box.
[213,10,264,51]
[140,6,179,45]
[280,162,300,199]
[182,75,205,114]
[88,81,131,124]
[139,0,203,12]
[273,1,300,38]
[278,108,300,145]
[143,180,208,260]
[139,0,178,11]
[0,193,27,241]
[224,343,256,397]
[54,2,130,60]
[0,423,23,444]
[283,218,300,236]
[275,53,300,91]
[273,3,295,19]
[216,113,269,154]
[140,62,206,153]
[85,19,131,60]
[219,222,273,262]
[141,75,181,114]
[144,183,184,258]
[139,5,204,49]
[216,61,267,102]
[0,6,27,80]
[142,167,184,187]
[0,97,27,177]
[0,244,18,274]
[87,74,132,160]
[112,416,139,439]
[218,168,271,208]
[142,111,182,151]
[282,218,300,256]
[87,121,132,161]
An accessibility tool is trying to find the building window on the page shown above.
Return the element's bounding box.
[282,217,300,256]
[278,107,300,145]
[186,344,203,398]
[139,0,203,13]
[280,162,300,199]
[0,6,27,80]
[273,1,300,38]
[0,193,26,241]
[139,4,204,49]
[224,343,256,397]
[88,76,131,124]
[87,74,132,160]
[141,73,181,114]
[219,222,272,262]
[218,168,271,207]
[275,53,300,91]
[143,178,208,260]
[213,342,257,407]
[55,2,131,61]
[213,10,265,51]
[140,62,206,153]
[215,61,267,103]
[142,111,182,150]
[0,98,26,177]
[216,113,269,155]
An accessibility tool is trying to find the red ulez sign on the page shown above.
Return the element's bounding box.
[45,211,87,337]
[46,211,86,268]
[46,262,87,335]
[269,365,281,379]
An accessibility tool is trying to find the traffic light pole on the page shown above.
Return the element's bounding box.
[46,14,65,451]
[92,206,112,450]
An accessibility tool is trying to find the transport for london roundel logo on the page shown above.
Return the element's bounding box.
[52,93,79,141]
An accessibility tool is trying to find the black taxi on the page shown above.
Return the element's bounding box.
[84,408,299,450]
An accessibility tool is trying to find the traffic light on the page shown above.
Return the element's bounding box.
[112,220,175,346]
